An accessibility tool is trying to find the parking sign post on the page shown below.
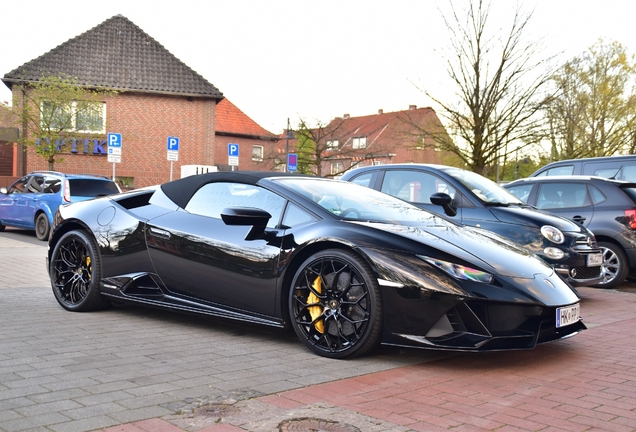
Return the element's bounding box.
[167,137,180,181]
[107,133,122,180]
[228,143,239,171]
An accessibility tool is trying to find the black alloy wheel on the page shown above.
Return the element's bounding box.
[289,249,382,359]
[595,241,629,289]
[50,230,110,311]
[35,213,50,241]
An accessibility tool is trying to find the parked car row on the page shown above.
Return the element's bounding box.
[340,164,605,288]
[2,162,623,358]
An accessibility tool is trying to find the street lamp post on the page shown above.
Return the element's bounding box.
[284,118,294,171]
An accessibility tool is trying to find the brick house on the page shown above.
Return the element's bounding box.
[1,15,277,188]
[214,98,279,171]
[280,105,451,177]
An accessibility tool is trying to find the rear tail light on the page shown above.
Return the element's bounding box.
[63,179,71,203]
[625,209,636,229]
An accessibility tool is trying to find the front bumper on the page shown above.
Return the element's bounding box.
[555,265,602,287]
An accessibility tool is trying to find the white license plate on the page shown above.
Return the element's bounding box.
[587,253,603,267]
[556,303,580,328]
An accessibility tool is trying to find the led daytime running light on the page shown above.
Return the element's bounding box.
[418,255,493,284]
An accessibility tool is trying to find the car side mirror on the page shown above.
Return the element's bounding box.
[430,192,457,217]
[221,207,272,240]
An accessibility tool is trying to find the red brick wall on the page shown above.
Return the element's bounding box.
[215,135,279,171]
[23,91,217,188]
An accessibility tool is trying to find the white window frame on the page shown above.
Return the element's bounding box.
[252,145,264,161]
[352,136,367,149]
[40,101,106,134]
[327,139,339,150]
[331,162,344,175]
[372,160,384,166]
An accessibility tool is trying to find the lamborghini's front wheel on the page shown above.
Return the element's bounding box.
[289,249,382,359]
[50,230,110,311]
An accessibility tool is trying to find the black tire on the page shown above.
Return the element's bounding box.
[0,222,5,232]
[594,241,629,289]
[289,249,382,359]
[50,230,110,311]
[35,213,50,241]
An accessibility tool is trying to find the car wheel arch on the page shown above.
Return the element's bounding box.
[48,221,96,260]
[279,241,379,326]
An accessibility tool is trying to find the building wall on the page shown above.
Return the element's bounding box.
[214,135,278,171]
[22,91,217,188]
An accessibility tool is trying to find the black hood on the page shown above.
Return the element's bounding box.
[489,206,585,233]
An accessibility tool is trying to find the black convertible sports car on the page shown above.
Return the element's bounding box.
[47,171,585,359]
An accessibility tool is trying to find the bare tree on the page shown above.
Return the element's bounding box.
[424,0,553,177]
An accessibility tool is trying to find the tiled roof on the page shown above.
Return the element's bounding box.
[328,106,442,149]
[215,98,276,140]
[2,15,223,98]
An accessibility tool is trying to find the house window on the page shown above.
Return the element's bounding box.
[352,136,367,149]
[327,139,339,150]
[252,145,264,161]
[331,162,344,175]
[372,160,384,166]
[41,101,106,133]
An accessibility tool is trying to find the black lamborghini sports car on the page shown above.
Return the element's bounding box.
[47,171,585,359]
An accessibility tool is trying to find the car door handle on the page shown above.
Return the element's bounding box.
[572,215,586,224]
[148,227,171,240]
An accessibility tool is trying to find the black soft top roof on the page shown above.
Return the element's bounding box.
[160,171,310,209]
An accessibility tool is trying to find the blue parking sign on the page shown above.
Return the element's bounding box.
[228,143,239,157]
[167,137,179,151]
[107,133,122,147]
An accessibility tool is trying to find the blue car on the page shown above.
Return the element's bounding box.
[0,171,121,240]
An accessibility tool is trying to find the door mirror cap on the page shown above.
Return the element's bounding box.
[430,192,457,217]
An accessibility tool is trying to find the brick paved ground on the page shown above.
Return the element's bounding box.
[2,228,636,431]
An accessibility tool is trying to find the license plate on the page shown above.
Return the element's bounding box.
[556,303,580,328]
[587,253,603,267]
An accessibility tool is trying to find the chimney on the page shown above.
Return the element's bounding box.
[378,109,383,114]
[343,113,350,119]
[409,105,417,110]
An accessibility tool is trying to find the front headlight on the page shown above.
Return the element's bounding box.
[418,255,494,284]
[541,225,564,244]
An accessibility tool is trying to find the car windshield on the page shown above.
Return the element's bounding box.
[441,168,523,205]
[274,178,445,225]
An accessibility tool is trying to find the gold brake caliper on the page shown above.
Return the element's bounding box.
[85,256,91,281]
[307,276,325,334]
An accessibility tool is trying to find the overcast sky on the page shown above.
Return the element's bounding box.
[2,0,636,134]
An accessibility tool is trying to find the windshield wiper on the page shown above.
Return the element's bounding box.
[483,201,510,207]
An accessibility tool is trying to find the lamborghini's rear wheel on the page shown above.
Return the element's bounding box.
[50,230,110,311]
[289,249,382,359]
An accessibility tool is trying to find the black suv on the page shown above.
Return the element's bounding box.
[505,175,636,288]
[340,164,603,288]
